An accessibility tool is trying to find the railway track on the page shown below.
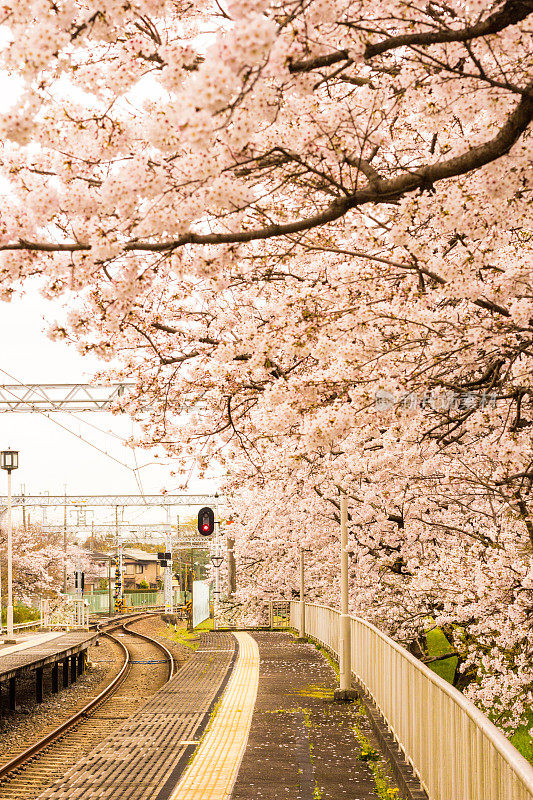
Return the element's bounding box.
[0,618,174,800]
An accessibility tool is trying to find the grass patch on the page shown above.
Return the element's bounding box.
[159,617,213,650]
[425,628,458,684]
[353,724,406,800]
[510,712,533,765]
[312,642,340,679]
[296,683,334,700]
[1,604,40,625]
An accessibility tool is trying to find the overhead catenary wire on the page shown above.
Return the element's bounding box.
[0,367,157,476]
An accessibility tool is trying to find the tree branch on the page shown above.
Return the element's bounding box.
[2,83,531,255]
[289,2,533,73]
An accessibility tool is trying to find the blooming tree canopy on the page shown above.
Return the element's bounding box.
[0,523,95,605]
[0,0,532,732]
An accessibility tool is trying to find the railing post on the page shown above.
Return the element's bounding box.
[335,492,357,701]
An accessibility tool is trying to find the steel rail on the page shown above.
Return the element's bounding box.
[0,615,173,779]
[120,621,175,680]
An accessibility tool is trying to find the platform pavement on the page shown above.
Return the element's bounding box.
[0,630,65,655]
[231,632,386,800]
[28,629,415,800]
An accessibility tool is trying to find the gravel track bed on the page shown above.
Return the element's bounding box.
[0,617,181,800]
[0,635,121,759]
[125,615,194,669]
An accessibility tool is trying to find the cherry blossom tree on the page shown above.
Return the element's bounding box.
[0,523,94,606]
[0,0,531,733]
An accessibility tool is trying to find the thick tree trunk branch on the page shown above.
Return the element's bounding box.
[289,2,533,73]
[1,83,531,256]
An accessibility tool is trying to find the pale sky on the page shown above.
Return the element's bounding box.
[0,63,220,533]
[0,292,220,530]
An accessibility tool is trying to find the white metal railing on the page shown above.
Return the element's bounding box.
[13,619,41,631]
[41,596,90,630]
[269,600,291,629]
[290,601,533,800]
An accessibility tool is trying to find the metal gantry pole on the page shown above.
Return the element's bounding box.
[108,557,113,614]
[164,507,173,613]
[21,484,26,531]
[6,470,13,638]
[188,547,194,632]
[63,486,67,593]
[339,492,352,694]
[0,526,2,636]
[215,495,220,628]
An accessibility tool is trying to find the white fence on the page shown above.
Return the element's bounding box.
[41,596,90,630]
[290,601,533,800]
[192,580,210,628]
[67,590,169,613]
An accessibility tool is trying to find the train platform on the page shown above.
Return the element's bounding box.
[0,630,66,654]
[0,629,97,709]
[32,630,419,800]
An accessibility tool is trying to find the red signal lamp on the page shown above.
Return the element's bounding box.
[198,506,215,536]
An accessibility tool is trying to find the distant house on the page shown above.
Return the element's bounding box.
[122,549,162,589]
[83,549,163,591]
[83,550,111,592]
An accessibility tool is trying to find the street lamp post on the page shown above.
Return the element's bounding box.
[1,449,19,640]
[210,553,223,631]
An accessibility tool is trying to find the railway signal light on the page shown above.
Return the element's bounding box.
[198,506,215,536]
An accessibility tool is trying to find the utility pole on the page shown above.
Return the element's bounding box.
[108,557,113,614]
[114,506,123,612]
[335,491,356,701]
[21,483,26,531]
[227,536,236,596]
[164,506,173,613]
[188,547,194,632]
[214,493,220,621]
[63,486,67,593]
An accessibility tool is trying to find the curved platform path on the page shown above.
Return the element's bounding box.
[169,632,259,800]
[33,630,413,800]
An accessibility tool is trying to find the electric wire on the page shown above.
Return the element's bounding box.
[0,368,148,474]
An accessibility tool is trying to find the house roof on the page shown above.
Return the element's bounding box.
[122,548,159,562]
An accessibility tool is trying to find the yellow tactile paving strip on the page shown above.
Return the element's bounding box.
[169,632,259,800]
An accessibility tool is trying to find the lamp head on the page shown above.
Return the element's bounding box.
[0,449,19,473]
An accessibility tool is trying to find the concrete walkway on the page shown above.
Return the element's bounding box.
[231,632,381,800]
[0,631,65,656]
[171,631,399,800]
